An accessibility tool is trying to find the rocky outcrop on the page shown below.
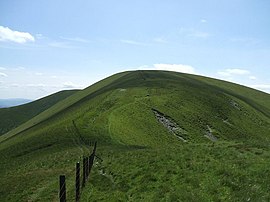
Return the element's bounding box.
[152,109,188,142]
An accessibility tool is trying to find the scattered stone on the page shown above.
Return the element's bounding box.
[230,100,241,110]
[152,109,188,142]
[204,125,218,142]
[222,119,233,126]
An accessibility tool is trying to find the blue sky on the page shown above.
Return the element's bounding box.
[0,0,270,99]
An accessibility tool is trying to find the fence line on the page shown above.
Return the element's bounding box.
[75,162,80,202]
[59,175,66,202]
[59,141,97,202]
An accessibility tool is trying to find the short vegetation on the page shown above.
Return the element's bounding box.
[0,70,270,201]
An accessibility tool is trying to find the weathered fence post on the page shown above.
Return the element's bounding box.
[88,154,92,174]
[88,141,97,177]
[82,157,86,188]
[59,175,66,202]
[86,156,89,180]
[93,141,97,153]
[75,162,80,202]
[88,155,91,177]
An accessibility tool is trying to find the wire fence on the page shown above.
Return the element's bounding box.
[59,141,97,202]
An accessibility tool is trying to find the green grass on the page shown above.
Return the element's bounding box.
[0,70,270,201]
[0,90,78,136]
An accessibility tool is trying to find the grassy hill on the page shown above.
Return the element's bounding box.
[0,90,78,136]
[0,70,270,201]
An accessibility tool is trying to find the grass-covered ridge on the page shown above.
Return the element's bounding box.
[0,90,78,136]
[0,70,270,201]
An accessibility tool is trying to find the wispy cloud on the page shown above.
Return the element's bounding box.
[153,37,167,43]
[131,63,197,74]
[153,64,196,74]
[35,72,43,76]
[200,19,207,23]
[48,42,75,49]
[10,83,20,87]
[249,76,257,80]
[179,28,211,39]
[218,68,250,77]
[35,33,48,40]
[120,39,150,46]
[62,81,82,89]
[60,36,92,43]
[249,84,270,93]
[26,83,46,87]
[0,26,35,43]
[0,72,8,77]
[189,31,210,38]
[0,67,6,70]
[230,37,260,46]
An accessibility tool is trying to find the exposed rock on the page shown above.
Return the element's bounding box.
[152,109,188,142]
[222,119,233,126]
[204,125,218,142]
[230,100,241,110]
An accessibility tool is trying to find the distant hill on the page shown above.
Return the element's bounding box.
[0,98,32,108]
[0,90,79,135]
[0,70,270,201]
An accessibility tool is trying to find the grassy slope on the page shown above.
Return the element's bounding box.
[0,70,270,201]
[0,71,129,143]
[0,90,79,136]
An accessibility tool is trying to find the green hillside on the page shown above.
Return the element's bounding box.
[0,90,79,136]
[0,70,270,201]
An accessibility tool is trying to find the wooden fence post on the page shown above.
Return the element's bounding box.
[89,154,93,175]
[82,157,86,188]
[59,175,66,202]
[93,141,97,153]
[88,142,97,177]
[86,156,89,180]
[75,162,80,202]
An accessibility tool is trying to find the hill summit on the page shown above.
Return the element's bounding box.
[1,70,270,201]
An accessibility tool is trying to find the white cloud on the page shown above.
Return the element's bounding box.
[200,19,207,23]
[120,39,150,46]
[14,66,25,71]
[11,83,20,87]
[153,64,196,74]
[249,84,270,93]
[0,26,35,43]
[153,37,167,43]
[0,67,6,70]
[35,72,43,76]
[27,83,46,87]
[60,36,92,43]
[179,28,210,39]
[230,37,260,46]
[251,84,270,89]
[218,68,250,77]
[48,42,74,48]
[35,33,46,40]
[249,76,257,80]
[189,31,210,38]
[126,64,197,74]
[250,84,270,90]
[62,82,82,89]
[0,72,8,77]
